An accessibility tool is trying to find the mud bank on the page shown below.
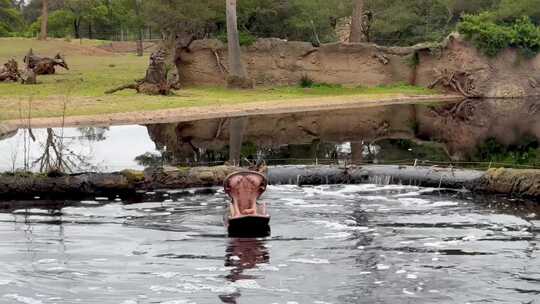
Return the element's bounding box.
[176,35,540,98]
[1,165,538,202]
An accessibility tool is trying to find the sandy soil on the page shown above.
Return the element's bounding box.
[0,94,462,135]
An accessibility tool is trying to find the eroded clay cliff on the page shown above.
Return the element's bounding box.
[175,35,540,98]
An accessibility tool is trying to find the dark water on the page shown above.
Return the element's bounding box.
[0,185,538,303]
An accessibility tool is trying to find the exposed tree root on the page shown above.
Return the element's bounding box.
[106,49,179,95]
[429,68,480,98]
[212,49,228,74]
[0,59,20,82]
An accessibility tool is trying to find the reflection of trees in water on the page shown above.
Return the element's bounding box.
[218,238,270,304]
[32,128,99,173]
[25,128,108,173]
[76,127,109,142]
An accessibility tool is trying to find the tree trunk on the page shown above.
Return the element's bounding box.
[88,22,93,39]
[349,0,366,43]
[134,0,144,56]
[74,19,81,39]
[38,0,48,40]
[136,28,144,56]
[226,0,252,88]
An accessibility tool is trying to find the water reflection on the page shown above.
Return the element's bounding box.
[219,238,270,303]
[2,98,540,172]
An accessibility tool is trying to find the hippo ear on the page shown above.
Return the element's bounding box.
[55,53,63,59]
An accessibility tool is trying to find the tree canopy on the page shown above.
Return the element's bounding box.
[3,0,540,49]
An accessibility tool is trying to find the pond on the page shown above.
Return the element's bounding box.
[1,98,540,172]
[0,184,538,303]
[0,98,539,303]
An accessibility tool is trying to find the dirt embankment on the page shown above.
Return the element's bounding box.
[177,35,540,98]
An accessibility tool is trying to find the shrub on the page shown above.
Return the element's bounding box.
[458,14,540,57]
[299,74,314,88]
[216,31,257,46]
[29,9,76,38]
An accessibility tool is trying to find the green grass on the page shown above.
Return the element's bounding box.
[0,38,437,121]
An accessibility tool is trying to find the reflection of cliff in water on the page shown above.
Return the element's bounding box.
[143,98,540,166]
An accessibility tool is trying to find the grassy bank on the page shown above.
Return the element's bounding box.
[0,38,437,121]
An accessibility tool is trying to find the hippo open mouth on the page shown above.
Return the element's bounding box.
[224,171,270,237]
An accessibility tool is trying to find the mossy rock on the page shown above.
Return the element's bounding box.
[121,169,145,183]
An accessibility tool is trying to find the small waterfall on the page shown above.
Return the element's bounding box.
[368,175,392,185]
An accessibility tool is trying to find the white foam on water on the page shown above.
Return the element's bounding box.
[402,288,415,295]
[337,184,420,194]
[407,274,418,279]
[150,212,172,216]
[194,267,217,272]
[231,279,261,289]
[149,285,187,293]
[398,198,431,206]
[297,204,333,208]
[289,258,330,264]
[319,232,351,239]
[35,259,57,264]
[361,196,396,202]
[303,186,351,198]
[395,269,406,274]
[160,300,197,304]
[257,264,280,272]
[311,220,371,231]
[0,280,12,285]
[281,198,308,206]
[3,294,43,304]
[393,192,421,198]
[120,300,137,304]
[432,201,459,207]
[153,272,179,279]
[80,200,100,205]
[176,282,237,294]
[376,264,390,270]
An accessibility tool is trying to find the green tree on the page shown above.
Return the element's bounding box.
[0,0,23,36]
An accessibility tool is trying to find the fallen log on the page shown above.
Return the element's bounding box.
[473,168,540,198]
[0,59,20,82]
[2,165,539,202]
[0,172,135,200]
[0,165,483,201]
[24,49,69,75]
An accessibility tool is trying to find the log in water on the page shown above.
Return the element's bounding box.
[0,165,538,201]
